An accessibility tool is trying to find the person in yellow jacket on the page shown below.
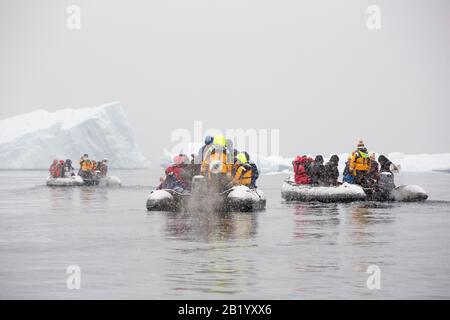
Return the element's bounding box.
[349,140,372,186]
[200,135,232,177]
[228,153,253,187]
[200,135,233,191]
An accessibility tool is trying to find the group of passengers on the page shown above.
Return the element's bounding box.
[293,140,396,188]
[48,154,109,179]
[292,154,340,186]
[158,135,259,192]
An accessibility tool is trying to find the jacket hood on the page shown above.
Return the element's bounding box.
[330,155,339,164]
[314,155,324,165]
[378,155,388,163]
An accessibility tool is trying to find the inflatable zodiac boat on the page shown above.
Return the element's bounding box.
[46,175,122,187]
[146,175,266,212]
[281,173,428,203]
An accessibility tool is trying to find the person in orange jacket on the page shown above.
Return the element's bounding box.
[80,155,94,179]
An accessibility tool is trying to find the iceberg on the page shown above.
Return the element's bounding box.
[0,102,148,169]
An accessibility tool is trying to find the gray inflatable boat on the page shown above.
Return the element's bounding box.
[282,173,428,203]
[146,175,266,212]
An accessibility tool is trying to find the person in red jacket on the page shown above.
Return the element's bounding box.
[49,159,58,178]
[292,155,313,185]
[158,154,191,190]
[53,160,64,178]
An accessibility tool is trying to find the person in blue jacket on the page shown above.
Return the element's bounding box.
[197,136,214,164]
[343,155,355,183]
[244,152,259,189]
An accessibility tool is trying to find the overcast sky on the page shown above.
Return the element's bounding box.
[1,0,449,163]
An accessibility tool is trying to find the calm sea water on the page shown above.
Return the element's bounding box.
[0,169,449,299]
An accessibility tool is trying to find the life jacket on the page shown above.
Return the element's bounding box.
[81,159,93,172]
[198,144,213,163]
[233,164,253,186]
[349,150,371,175]
[201,145,232,177]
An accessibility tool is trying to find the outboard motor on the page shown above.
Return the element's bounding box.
[209,160,223,175]
[378,172,395,191]
[191,175,207,195]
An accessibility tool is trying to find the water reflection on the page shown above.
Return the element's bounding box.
[163,212,258,242]
[349,202,396,247]
[162,212,258,296]
[48,186,110,212]
[79,187,109,211]
[291,203,340,240]
[79,187,96,203]
[48,187,75,212]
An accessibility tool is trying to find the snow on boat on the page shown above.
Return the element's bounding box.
[282,173,428,203]
[46,175,122,187]
[98,176,122,187]
[388,185,428,202]
[281,179,366,202]
[146,186,266,212]
[146,176,266,212]
[146,189,189,211]
[224,185,266,212]
[46,175,84,186]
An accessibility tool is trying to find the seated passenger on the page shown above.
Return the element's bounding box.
[80,156,94,179]
[292,155,313,185]
[243,152,259,189]
[49,160,58,178]
[367,153,380,181]
[229,153,253,187]
[58,160,65,178]
[78,154,89,175]
[63,159,74,177]
[310,155,325,185]
[97,159,109,177]
[161,154,191,190]
[343,155,355,184]
[91,160,98,173]
[323,155,340,186]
